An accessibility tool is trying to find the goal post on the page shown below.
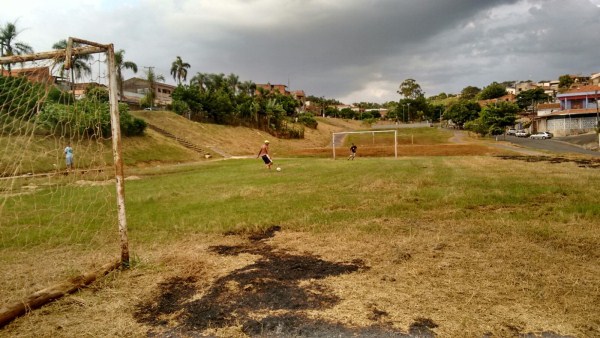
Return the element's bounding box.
[0,37,131,318]
[332,130,397,159]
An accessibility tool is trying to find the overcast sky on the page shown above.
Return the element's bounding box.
[2,0,600,103]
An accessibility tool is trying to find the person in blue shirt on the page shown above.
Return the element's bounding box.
[64,144,74,172]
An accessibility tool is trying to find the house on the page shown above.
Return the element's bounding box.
[1,66,54,85]
[255,83,289,96]
[121,77,175,106]
[591,73,600,86]
[478,93,516,107]
[534,85,600,136]
[292,90,306,112]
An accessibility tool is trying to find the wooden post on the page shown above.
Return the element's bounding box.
[106,44,130,268]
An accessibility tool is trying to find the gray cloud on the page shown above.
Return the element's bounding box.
[2,0,598,103]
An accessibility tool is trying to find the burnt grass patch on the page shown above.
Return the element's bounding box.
[134,227,439,337]
[496,155,600,168]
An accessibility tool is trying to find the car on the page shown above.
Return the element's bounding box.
[515,130,530,137]
[529,131,553,139]
[506,128,517,136]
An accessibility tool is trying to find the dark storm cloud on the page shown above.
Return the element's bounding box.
[3,0,599,103]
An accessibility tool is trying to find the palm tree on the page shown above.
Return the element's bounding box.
[238,80,257,96]
[190,72,207,93]
[145,67,165,108]
[0,21,34,73]
[52,39,92,83]
[170,56,190,85]
[226,73,239,95]
[114,49,138,99]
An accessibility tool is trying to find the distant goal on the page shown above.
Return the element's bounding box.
[332,130,398,159]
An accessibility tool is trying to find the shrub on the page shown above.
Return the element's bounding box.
[298,115,318,129]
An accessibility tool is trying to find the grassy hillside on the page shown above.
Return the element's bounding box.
[130,110,367,157]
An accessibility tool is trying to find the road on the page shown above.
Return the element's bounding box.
[500,135,600,157]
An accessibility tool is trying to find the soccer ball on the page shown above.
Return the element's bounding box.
[276,167,281,172]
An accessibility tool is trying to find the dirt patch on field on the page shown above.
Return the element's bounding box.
[496,155,600,168]
[134,226,440,337]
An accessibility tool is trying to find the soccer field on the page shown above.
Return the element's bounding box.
[1,156,599,337]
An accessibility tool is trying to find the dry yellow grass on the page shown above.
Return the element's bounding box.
[2,116,598,337]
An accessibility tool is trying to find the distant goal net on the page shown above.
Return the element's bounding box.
[332,130,398,159]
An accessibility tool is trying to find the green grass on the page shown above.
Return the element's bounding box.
[5,155,598,249]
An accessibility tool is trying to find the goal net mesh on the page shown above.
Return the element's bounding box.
[333,130,398,158]
[0,50,120,306]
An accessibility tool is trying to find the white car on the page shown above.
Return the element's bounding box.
[530,132,553,139]
[515,130,529,137]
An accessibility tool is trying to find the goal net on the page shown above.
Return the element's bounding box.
[0,39,128,314]
[332,130,398,159]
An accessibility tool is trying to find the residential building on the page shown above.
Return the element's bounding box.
[534,85,600,136]
[1,66,54,85]
[478,93,516,107]
[121,77,176,106]
[255,83,289,96]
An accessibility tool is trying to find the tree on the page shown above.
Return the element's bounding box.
[52,39,92,82]
[238,80,256,96]
[397,78,424,99]
[143,68,165,108]
[226,73,239,95]
[190,72,208,92]
[516,88,550,111]
[460,86,481,100]
[443,101,481,128]
[465,101,519,136]
[0,21,34,72]
[170,56,190,85]
[558,74,574,91]
[114,49,138,99]
[477,82,507,100]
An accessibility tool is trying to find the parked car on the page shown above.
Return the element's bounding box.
[515,130,529,137]
[506,128,517,136]
[530,131,553,139]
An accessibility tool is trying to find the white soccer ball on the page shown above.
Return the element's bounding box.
[276,167,281,172]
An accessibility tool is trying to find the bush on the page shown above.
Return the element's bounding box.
[37,100,146,138]
[298,115,318,129]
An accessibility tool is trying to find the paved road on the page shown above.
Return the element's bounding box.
[500,135,600,157]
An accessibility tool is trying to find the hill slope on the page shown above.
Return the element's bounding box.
[131,110,366,158]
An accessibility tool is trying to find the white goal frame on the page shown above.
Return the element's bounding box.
[332,130,397,159]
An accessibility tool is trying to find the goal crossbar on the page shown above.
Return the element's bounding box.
[332,130,397,159]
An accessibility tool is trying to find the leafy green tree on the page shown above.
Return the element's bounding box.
[114,49,138,98]
[0,21,34,72]
[397,78,424,99]
[460,86,481,100]
[516,88,550,110]
[85,85,109,102]
[443,101,481,128]
[170,56,190,85]
[477,82,507,100]
[465,101,519,136]
[52,39,92,82]
[558,74,574,91]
